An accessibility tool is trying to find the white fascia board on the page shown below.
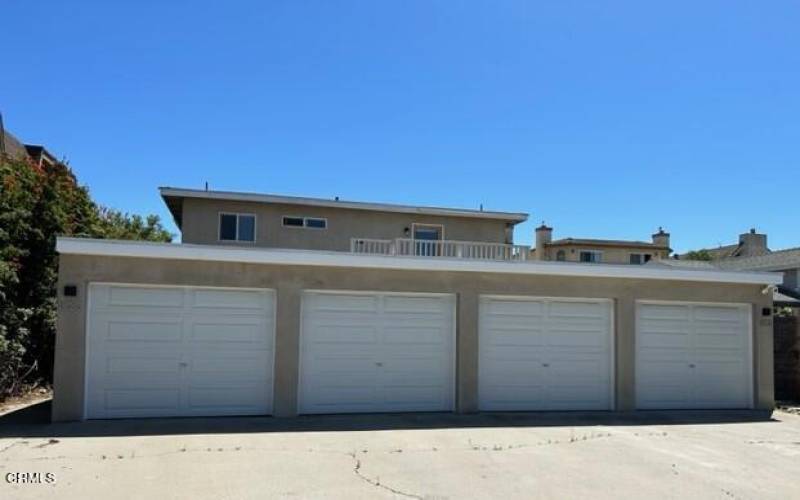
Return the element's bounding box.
[56,238,783,286]
[159,187,529,222]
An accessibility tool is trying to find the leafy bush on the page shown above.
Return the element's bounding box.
[0,155,171,398]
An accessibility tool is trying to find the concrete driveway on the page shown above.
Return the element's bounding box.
[2,402,800,499]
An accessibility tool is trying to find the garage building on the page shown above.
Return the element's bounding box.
[52,238,779,421]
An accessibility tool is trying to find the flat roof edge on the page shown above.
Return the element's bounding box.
[56,238,783,286]
[158,187,529,222]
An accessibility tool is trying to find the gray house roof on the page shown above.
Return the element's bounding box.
[160,187,529,229]
[716,247,800,272]
[1,129,29,160]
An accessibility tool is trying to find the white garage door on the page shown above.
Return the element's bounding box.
[636,301,752,409]
[86,284,275,419]
[479,296,614,411]
[299,291,455,414]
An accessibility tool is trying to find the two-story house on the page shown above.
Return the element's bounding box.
[161,187,529,257]
[52,186,780,422]
[532,224,671,264]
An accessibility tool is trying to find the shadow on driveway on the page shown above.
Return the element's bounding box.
[0,400,776,439]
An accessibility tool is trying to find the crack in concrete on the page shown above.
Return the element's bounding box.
[0,440,28,454]
[467,430,614,451]
[347,451,423,499]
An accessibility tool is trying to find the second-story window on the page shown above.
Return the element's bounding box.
[219,213,256,242]
[282,216,327,229]
[579,250,602,263]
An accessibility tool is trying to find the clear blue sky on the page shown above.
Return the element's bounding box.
[2,1,798,251]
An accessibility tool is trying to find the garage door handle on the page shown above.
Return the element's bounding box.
[542,363,549,368]
[375,362,383,367]
[688,364,695,368]
[179,362,189,368]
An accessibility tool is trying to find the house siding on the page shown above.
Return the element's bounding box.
[53,253,774,421]
[544,245,670,264]
[179,197,512,250]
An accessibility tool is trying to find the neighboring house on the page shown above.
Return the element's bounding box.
[680,228,772,260]
[0,113,61,166]
[24,144,59,168]
[52,186,780,422]
[532,224,671,264]
[683,229,800,305]
[1,126,30,160]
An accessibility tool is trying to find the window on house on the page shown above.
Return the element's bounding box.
[579,250,602,263]
[282,216,327,229]
[629,253,652,265]
[305,218,327,229]
[282,216,304,227]
[219,213,256,242]
[556,250,566,261]
[412,224,443,256]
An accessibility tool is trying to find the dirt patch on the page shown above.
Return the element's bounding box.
[0,387,52,416]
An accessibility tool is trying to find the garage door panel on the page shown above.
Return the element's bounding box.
[481,385,546,410]
[96,318,183,343]
[484,328,545,348]
[479,296,613,411]
[694,328,746,348]
[87,284,274,419]
[307,325,379,345]
[383,352,444,367]
[547,329,608,348]
[188,321,269,344]
[548,386,608,408]
[637,389,690,409]
[639,332,690,350]
[693,305,742,322]
[485,299,545,316]
[636,302,751,410]
[549,300,606,318]
[380,386,448,408]
[383,325,447,345]
[104,388,181,411]
[306,383,377,407]
[307,359,378,379]
[300,291,455,414]
[306,293,379,312]
[105,355,181,375]
[106,286,185,308]
[548,358,607,377]
[383,295,448,313]
[189,289,268,310]
[189,353,270,374]
[187,386,267,409]
[639,303,690,320]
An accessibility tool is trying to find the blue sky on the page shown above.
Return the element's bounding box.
[2,1,798,251]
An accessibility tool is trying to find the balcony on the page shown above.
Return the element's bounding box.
[350,238,530,261]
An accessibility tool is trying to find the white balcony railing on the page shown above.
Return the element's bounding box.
[350,238,530,261]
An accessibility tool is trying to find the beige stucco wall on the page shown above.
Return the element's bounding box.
[179,197,513,250]
[543,244,670,264]
[53,254,774,421]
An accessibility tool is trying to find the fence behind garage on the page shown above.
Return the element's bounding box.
[774,314,800,401]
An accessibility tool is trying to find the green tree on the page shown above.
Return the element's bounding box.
[683,249,713,261]
[95,207,172,242]
[0,154,172,397]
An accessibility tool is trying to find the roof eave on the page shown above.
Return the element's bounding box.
[158,187,529,223]
[55,237,783,286]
